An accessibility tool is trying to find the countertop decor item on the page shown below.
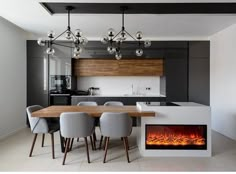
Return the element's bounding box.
[101,6,151,60]
[37,6,88,58]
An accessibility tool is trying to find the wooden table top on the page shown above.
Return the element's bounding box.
[31,105,155,118]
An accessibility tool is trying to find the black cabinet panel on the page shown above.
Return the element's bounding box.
[27,40,47,58]
[189,41,210,58]
[188,41,210,105]
[27,57,48,107]
[164,49,188,102]
[189,58,209,105]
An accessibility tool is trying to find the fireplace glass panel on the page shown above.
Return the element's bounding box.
[146,125,207,150]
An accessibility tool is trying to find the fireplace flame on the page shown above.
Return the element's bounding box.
[146,132,205,146]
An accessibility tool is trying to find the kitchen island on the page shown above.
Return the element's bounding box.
[71,95,166,105]
[136,102,211,157]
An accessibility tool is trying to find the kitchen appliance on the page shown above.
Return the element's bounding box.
[50,75,71,92]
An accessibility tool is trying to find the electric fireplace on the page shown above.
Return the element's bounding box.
[145,125,207,150]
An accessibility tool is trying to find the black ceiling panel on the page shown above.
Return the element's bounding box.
[40,2,236,14]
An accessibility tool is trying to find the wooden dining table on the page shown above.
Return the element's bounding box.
[31,105,155,152]
[31,105,156,118]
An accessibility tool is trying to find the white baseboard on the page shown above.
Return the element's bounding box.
[0,125,28,141]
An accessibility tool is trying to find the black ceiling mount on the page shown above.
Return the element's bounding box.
[40,2,236,15]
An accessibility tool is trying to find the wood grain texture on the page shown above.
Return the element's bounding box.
[72,58,163,76]
[31,106,155,118]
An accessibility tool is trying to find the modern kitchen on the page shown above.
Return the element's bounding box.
[1,0,236,172]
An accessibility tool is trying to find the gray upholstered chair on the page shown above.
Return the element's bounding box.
[77,101,98,148]
[77,101,98,106]
[60,112,95,165]
[99,101,124,149]
[26,105,59,159]
[104,101,124,106]
[100,112,132,163]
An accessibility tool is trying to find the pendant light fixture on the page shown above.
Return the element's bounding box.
[37,6,88,58]
[101,6,151,60]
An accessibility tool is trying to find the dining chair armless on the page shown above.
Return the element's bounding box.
[104,101,124,106]
[99,101,124,149]
[60,112,95,165]
[26,105,59,159]
[77,101,98,149]
[100,112,132,163]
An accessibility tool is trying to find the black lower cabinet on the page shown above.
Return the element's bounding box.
[50,95,71,105]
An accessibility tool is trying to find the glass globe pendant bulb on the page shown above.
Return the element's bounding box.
[108,28,115,37]
[75,29,82,38]
[101,36,109,44]
[74,46,82,54]
[37,38,46,46]
[136,48,143,56]
[46,47,55,55]
[115,52,122,60]
[120,32,127,41]
[136,31,143,40]
[144,40,151,48]
[79,37,88,46]
[73,53,80,59]
[65,30,72,40]
[47,30,55,39]
[107,46,115,54]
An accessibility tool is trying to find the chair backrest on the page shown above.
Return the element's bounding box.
[60,112,95,138]
[100,112,132,137]
[26,105,48,133]
[104,101,124,106]
[77,101,98,106]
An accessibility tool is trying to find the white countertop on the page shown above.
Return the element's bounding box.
[71,94,166,97]
[137,101,207,107]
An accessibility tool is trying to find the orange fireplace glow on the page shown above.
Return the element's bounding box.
[145,125,207,150]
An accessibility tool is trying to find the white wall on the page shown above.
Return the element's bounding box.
[77,76,160,96]
[210,23,236,140]
[0,17,28,139]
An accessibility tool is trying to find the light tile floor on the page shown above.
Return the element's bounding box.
[0,127,236,171]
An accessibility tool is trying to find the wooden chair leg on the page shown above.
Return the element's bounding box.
[29,134,38,157]
[70,138,74,151]
[90,136,94,150]
[93,135,96,150]
[50,133,55,159]
[99,135,103,150]
[84,137,90,163]
[123,137,130,163]
[93,132,97,142]
[62,138,70,165]
[103,137,110,163]
[103,137,106,150]
[41,134,45,147]
[126,137,130,150]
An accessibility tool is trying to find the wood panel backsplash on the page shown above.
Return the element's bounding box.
[72,58,163,76]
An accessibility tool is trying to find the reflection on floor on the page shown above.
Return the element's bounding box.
[0,127,236,171]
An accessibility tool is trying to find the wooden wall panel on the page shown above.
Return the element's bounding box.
[72,58,163,76]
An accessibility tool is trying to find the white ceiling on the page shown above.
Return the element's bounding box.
[1,0,236,40]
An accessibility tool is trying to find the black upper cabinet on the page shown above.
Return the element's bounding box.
[188,41,210,105]
[164,48,188,102]
[27,41,49,107]
[27,40,47,58]
[189,41,210,58]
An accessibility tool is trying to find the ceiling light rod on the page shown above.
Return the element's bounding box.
[101,6,151,60]
[37,6,88,58]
